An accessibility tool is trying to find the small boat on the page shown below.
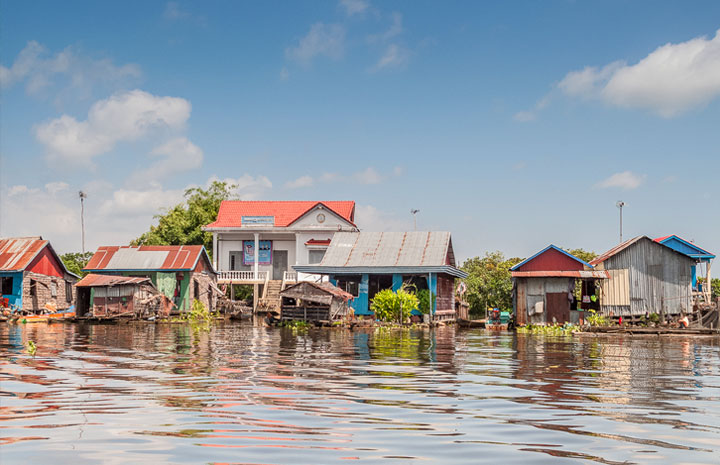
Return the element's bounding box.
[20,307,76,323]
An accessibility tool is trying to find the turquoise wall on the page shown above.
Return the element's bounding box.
[0,271,23,309]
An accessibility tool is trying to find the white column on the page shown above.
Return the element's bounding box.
[295,233,301,265]
[254,232,260,280]
[707,261,712,302]
[212,233,218,270]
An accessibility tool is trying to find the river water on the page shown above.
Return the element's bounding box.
[1,322,719,465]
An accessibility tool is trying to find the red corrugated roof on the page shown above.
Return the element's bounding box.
[204,201,355,228]
[305,239,332,246]
[76,274,152,287]
[0,237,48,271]
[84,245,211,271]
[511,270,610,278]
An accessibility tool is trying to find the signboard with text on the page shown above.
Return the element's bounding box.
[241,216,275,226]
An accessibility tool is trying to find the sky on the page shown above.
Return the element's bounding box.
[1,0,719,264]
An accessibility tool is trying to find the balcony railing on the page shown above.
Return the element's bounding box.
[283,271,298,283]
[218,270,269,282]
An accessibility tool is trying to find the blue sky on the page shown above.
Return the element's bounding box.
[1,0,719,264]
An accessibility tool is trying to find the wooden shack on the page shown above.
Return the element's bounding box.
[279,281,353,322]
[75,274,172,319]
[590,236,696,318]
[511,245,609,326]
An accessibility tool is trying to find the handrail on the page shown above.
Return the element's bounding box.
[218,270,269,281]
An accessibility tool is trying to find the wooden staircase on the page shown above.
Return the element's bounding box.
[258,280,283,313]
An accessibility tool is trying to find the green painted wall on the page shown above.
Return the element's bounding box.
[95,270,193,312]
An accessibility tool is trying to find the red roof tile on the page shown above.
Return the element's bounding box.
[0,237,47,271]
[305,239,332,246]
[204,201,355,228]
[84,245,212,272]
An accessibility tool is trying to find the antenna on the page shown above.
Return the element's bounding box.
[79,191,87,253]
[616,200,625,243]
[410,209,420,231]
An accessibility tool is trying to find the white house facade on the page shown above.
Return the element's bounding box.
[203,201,357,284]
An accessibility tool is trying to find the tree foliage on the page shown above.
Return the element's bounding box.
[460,251,523,318]
[712,278,720,299]
[132,181,236,260]
[564,248,598,263]
[60,252,95,277]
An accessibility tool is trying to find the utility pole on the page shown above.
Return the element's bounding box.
[79,191,87,253]
[616,200,625,243]
[410,209,419,231]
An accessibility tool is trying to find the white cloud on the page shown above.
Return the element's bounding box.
[393,165,405,176]
[339,0,369,16]
[130,137,204,186]
[558,29,720,117]
[371,44,410,71]
[320,172,341,183]
[353,167,383,184]
[595,171,646,190]
[513,95,550,122]
[35,90,191,163]
[0,40,141,100]
[285,175,314,189]
[368,12,403,43]
[0,174,274,254]
[279,67,289,81]
[355,205,411,231]
[286,23,345,65]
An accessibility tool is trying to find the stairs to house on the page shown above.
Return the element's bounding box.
[258,280,283,313]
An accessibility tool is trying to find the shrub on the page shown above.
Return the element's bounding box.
[587,309,610,326]
[371,289,419,322]
[416,289,436,314]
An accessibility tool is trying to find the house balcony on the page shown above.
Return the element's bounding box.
[218,270,269,284]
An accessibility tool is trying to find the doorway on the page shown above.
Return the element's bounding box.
[546,292,570,324]
[76,288,91,317]
[273,250,288,280]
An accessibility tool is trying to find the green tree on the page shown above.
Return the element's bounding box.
[461,252,523,318]
[564,248,598,263]
[60,252,95,277]
[712,278,720,299]
[132,181,236,260]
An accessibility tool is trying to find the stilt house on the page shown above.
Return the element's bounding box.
[0,237,79,313]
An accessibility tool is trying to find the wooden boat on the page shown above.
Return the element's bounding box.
[20,309,76,323]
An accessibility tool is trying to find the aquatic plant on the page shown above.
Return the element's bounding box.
[26,340,37,356]
[370,288,419,323]
[517,324,578,336]
[586,309,610,326]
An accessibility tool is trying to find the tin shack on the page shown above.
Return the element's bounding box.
[511,245,609,325]
[75,274,172,318]
[294,231,468,321]
[83,245,218,313]
[590,236,696,318]
[279,281,353,322]
[0,237,79,314]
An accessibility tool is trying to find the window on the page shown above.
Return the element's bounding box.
[66,281,73,303]
[29,279,37,297]
[1,277,13,295]
[336,275,361,297]
[194,279,200,299]
[230,254,236,271]
[308,249,326,265]
[50,281,57,297]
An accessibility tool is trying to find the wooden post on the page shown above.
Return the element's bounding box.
[706,261,712,303]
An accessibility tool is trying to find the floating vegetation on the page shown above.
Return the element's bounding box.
[517,324,579,336]
[26,340,37,356]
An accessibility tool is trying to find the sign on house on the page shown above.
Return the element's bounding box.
[243,240,272,265]
[242,216,275,226]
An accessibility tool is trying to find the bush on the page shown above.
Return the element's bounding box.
[370,289,419,322]
[416,289,436,314]
[587,309,610,326]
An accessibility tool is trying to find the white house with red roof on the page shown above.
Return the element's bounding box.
[202,201,357,284]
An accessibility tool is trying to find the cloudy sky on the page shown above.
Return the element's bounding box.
[1,1,719,261]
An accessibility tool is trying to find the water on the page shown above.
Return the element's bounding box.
[1,322,719,465]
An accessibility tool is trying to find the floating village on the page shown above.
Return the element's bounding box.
[1,200,718,334]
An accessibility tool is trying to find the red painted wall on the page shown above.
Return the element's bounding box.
[516,248,584,272]
[27,247,64,277]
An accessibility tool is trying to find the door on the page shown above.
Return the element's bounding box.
[273,250,288,280]
[546,292,570,324]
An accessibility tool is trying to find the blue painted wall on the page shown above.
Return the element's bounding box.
[0,271,24,309]
[332,272,437,317]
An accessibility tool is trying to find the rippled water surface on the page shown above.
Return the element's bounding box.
[1,322,719,464]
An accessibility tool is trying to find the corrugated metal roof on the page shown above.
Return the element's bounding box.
[654,235,715,260]
[0,237,47,271]
[85,245,212,272]
[76,274,152,287]
[320,231,453,267]
[511,270,610,278]
[589,236,646,265]
[204,201,356,228]
[280,281,354,301]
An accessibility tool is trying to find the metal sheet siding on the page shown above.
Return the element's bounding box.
[600,237,693,316]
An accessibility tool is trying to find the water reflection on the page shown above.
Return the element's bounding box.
[1,322,718,464]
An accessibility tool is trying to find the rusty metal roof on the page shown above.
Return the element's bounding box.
[84,245,214,272]
[76,274,152,287]
[280,281,354,302]
[0,237,48,271]
[511,270,610,278]
[294,231,468,278]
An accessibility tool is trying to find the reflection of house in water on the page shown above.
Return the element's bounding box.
[511,245,609,326]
